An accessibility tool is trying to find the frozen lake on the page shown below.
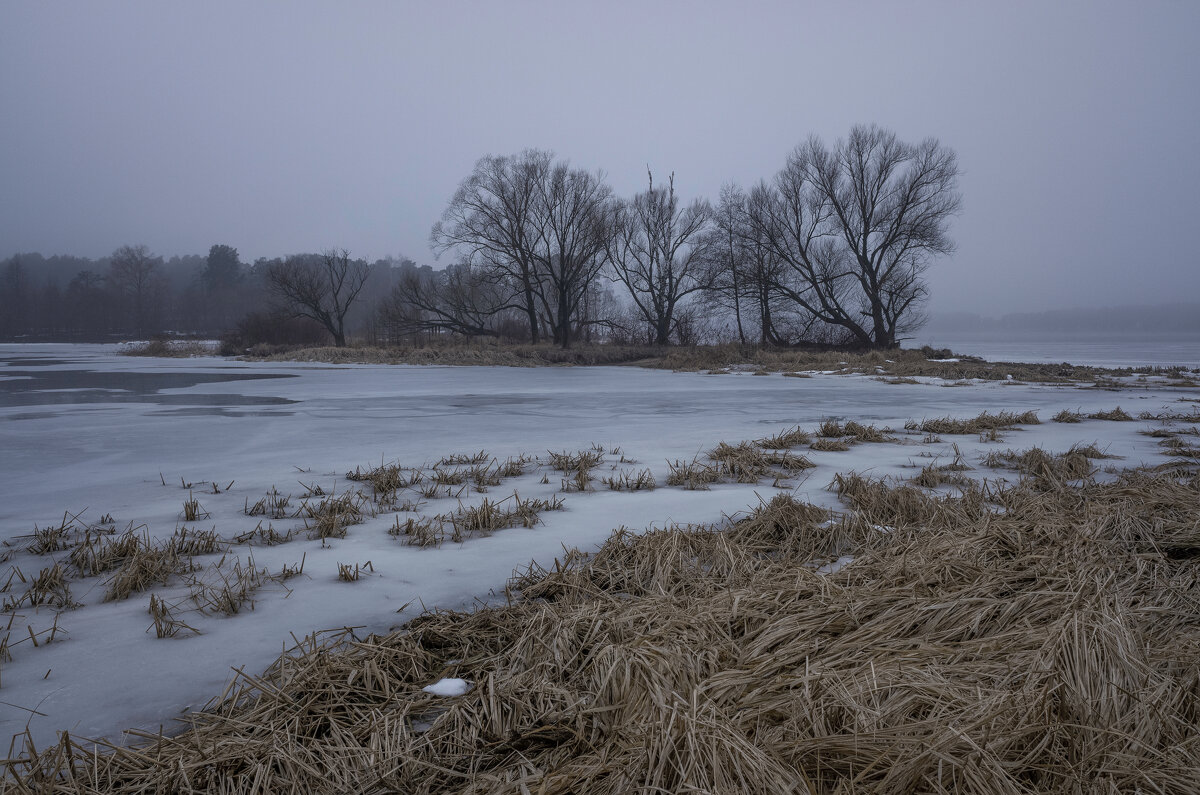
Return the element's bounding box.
[0,344,1195,748]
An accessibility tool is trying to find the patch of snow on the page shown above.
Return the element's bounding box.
[816,555,855,575]
[423,678,471,697]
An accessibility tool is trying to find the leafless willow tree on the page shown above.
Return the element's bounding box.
[378,262,517,339]
[747,124,961,348]
[606,171,712,345]
[431,150,612,348]
[530,162,612,347]
[108,244,162,336]
[266,249,369,346]
[431,150,552,342]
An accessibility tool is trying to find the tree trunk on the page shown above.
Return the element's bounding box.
[522,283,540,344]
[654,315,671,346]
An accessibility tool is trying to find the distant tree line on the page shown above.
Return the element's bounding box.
[1,125,960,350]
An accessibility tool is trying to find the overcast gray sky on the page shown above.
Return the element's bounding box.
[2,1,1197,315]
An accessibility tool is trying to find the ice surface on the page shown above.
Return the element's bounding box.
[0,343,1194,748]
[422,678,471,697]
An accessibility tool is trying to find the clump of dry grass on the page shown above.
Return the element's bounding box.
[232,522,295,546]
[909,446,974,488]
[547,449,604,473]
[809,438,851,452]
[906,409,1040,435]
[101,531,198,602]
[148,594,199,639]
[665,457,721,490]
[431,492,567,545]
[18,468,1199,793]
[497,456,530,478]
[439,450,490,467]
[3,563,77,611]
[346,463,421,502]
[601,469,657,491]
[754,425,811,449]
[337,561,374,582]
[1160,436,1200,460]
[983,443,1114,485]
[244,487,292,518]
[170,527,223,556]
[814,420,892,443]
[298,491,368,540]
[181,491,210,522]
[1053,408,1083,423]
[391,515,444,547]
[23,512,82,556]
[707,441,814,483]
[187,556,274,616]
[1089,406,1134,421]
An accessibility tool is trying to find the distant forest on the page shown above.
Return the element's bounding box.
[0,246,441,347]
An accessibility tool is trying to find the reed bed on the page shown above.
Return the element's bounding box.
[600,469,657,492]
[754,425,812,449]
[664,457,721,490]
[1088,406,1134,421]
[905,409,1040,435]
[9,467,1198,793]
[297,492,368,541]
[983,443,1115,486]
[707,441,815,483]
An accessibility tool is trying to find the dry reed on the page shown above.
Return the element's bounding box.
[11,467,1199,792]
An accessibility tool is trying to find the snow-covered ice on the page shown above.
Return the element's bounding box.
[0,343,1195,748]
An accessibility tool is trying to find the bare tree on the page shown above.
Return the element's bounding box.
[748,125,960,348]
[431,150,552,342]
[606,170,712,345]
[108,244,162,336]
[699,184,749,344]
[379,262,518,339]
[266,249,369,347]
[432,150,614,348]
[530,162,613,347]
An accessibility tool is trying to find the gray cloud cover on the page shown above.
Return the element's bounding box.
[2,0,1196,315]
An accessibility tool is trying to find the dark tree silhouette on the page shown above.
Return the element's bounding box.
[606,171,712,345]
[108,244,161,336]
[748,125,961,348]
[266,249,369,347]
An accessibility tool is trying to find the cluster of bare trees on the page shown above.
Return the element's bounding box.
[4,124,959,351]
[383,124,960,350]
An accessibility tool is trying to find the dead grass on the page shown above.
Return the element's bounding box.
[337,561,374,582]
[2,563,77,611]
[1053,408,1083,423]
[13,467,1199,792]
[298,491,368,540]
[809,438,851,452]
[665,457,721,490]
[708,441,815,483]
[242,342,1143,384]
[601,469,657,491]
[1089,406,1135,421]
[906,409,1040,435]
[754,425,811,449]
[983,443,1116,485]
